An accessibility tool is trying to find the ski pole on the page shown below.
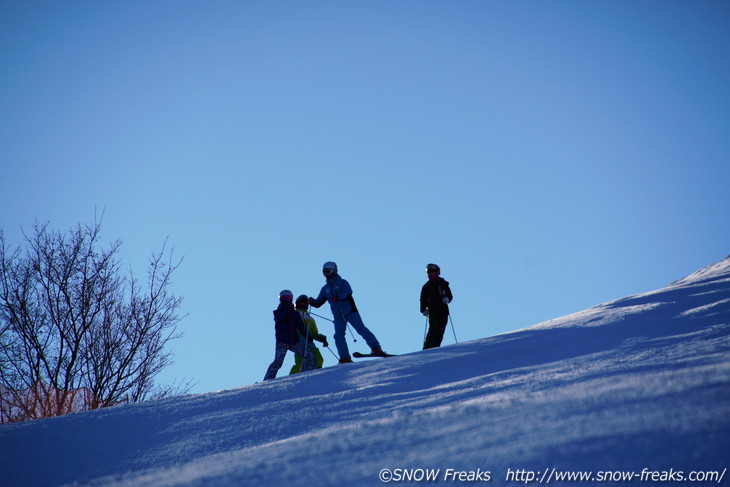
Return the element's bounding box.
[303,312,312,369]
[311,308,357,342]
[325,345,339,360]
[448,311,458,344]
[302,312,311,343]
[309,311,334,323]
[423,315,429,341]
[305,309,339,361]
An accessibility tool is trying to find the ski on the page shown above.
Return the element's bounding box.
[353,351,397,358]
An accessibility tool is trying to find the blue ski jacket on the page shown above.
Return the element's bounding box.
[311,274,359,317]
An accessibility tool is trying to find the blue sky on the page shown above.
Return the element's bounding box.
[2,1,728,393]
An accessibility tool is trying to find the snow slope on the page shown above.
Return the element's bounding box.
[1,257,729,486]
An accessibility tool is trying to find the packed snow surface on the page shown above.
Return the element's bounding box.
[1,258,729,486]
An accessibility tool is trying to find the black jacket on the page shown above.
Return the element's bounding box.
[420,277,453,315]
[273,302,308,344]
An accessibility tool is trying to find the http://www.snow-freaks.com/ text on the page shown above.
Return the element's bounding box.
[377,467,727,483]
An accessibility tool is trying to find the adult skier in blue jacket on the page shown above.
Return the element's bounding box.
[309,261,386,363]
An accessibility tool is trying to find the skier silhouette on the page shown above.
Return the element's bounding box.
[309,261,386,362]
[420,263,453,349]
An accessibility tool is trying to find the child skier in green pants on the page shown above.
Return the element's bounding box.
[290,294,328,374]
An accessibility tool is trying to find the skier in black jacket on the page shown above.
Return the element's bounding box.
[263,290,314,380]
[420,263,453,350]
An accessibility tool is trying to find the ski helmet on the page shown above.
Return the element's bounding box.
[279,289,293,302]
[295,294,309,309]
[322,261,338,276]
[426,263,440,275]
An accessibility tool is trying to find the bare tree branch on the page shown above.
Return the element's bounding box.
[0,217,189,423]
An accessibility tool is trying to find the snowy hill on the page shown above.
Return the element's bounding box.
[1,257,729,486]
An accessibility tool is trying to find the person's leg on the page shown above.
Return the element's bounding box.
[423,313,448,349]
[295,342,315,372]
[433,313,448,347]
[333,314,350,360]
[264,343,287,380]
[347,312,380,350]
[289,353,302,375]
[312,346,324,368]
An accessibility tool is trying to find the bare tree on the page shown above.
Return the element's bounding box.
[0,217,187,423]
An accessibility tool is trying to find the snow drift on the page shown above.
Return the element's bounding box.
[1,257,729,486]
